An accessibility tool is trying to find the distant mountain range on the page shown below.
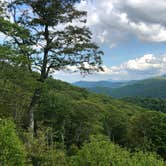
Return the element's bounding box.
[73,80,136,88]
[73,76,166,98]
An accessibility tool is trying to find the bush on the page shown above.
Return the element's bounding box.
[26,129,67,166]
[69,135,165,166]
[0,119,26,165]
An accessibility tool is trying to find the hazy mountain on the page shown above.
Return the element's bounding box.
[73,80,135,88]
[74,76,166,98]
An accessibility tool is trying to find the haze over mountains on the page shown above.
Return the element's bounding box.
[73,75,166,98]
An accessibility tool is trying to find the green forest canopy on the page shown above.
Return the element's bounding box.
[0,0,166,165]
[0,57,166,164]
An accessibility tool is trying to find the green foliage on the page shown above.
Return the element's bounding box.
[127,111,166,159]
[65,100,104,147]
[0,63,36,126]
[0,62,166,163]
[1,0,103,79]
[103,109,128,144]
[0,0,165,165]
[25,129,67,166]
[69,135,165,166]
[0,45,38,129]
[0,0,103,138]
[123,97,166,113]
[37,87,104,149]
[86,76,166,98]
[0,119,26,165]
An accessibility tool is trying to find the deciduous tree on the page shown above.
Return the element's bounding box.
[0,0,103,134]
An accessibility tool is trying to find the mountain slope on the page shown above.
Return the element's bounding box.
[109,77,166,98]
[84,76,166,98]
[73,80,134,88]
[122,97,166,113]
[1,63,166,160]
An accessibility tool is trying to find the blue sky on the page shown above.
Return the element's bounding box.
[54,0,166,82]
[101,37,166,67]
[1,0,166,83]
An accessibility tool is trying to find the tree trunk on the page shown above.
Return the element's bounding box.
[28,25,49,136]
[28,88,40,137]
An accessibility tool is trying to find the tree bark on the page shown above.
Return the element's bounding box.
[28,25,50,136]
[28,88,40,137]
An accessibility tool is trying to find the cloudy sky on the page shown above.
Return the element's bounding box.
[55,0,166,82]
[2,0,166,82]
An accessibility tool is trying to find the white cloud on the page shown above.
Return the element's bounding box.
[77,0,166,45]
[109,43,117,49]
[54,53,166,82]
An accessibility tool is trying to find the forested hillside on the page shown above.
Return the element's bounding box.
[123,97,166,113]
[83,77,166,98]
[0,61,166,165]
[0,0,166,165]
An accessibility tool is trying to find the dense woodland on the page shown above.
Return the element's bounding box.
[0,0,166,165]
[123,97,166,113]
[1,59,166,165]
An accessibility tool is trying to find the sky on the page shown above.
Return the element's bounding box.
[54,0,166,82]
[1,0,166,83]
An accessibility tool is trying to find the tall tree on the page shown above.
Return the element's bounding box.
[0,0,103,134]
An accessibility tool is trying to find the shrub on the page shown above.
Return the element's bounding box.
[0,119,26,165]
